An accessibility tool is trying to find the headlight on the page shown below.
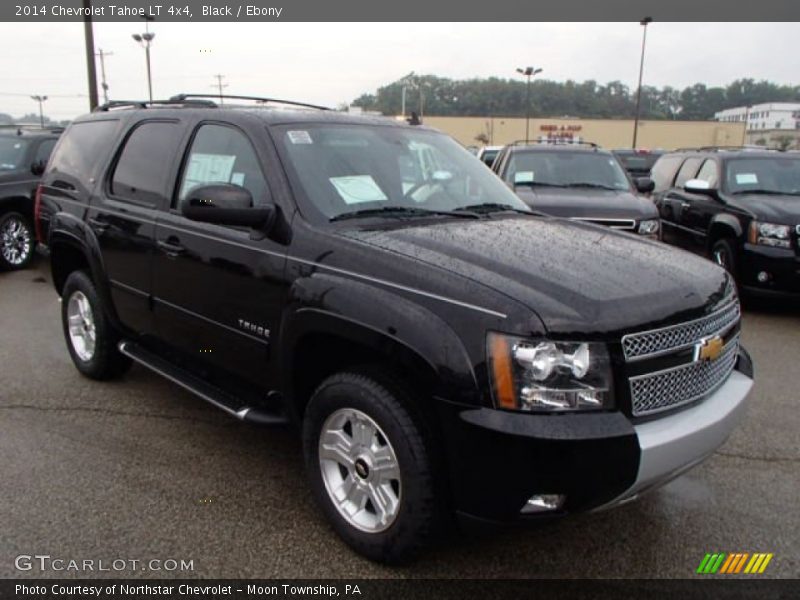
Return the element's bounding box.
[638,219,660,235]
[487,333,613,412]
[748,221,791,248]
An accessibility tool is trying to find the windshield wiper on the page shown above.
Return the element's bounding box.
[565,182,618,190]
[731,188,800,196]
[455,202,534,215]
[330,206,479,222]
[513,181,566,188]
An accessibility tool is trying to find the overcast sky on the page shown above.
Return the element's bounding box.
[2,22,799,120]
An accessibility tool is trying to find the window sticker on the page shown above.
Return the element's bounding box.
[181,153,236,196]
[735,173,758,185]
[230,172,246,186]
[329,175,388,205]
[287,130,313,144]
[514,171,535,184]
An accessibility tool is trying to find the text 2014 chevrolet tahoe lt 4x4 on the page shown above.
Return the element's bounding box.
[38,95,754,563]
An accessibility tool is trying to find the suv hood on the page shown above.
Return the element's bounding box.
[515,187,658,220]
[341,216,729,336]
[729,193,800,223]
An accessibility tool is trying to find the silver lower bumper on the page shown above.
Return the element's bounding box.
[596,369,753,511]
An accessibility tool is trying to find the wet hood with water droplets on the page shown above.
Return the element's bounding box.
[339,215,730,336]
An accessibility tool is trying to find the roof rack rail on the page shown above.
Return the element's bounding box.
[675,145,780,152]
[0,123,65,135]
[93,98,217,112]
[510,139,601,149]
[169,93,331,111]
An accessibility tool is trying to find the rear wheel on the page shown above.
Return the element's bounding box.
[61,270,131,380]
[302,369,438,563]
[0,211,34,270]
[711,238,738,279]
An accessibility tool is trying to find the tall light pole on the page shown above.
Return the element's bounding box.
[516,66,542,142]
[31,95,48,127]
[632,17,653,149]
[96,48,113,104]
[132,19,155,103]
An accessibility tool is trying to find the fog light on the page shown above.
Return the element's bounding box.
[757,271,771,283]
[521,494,566,514]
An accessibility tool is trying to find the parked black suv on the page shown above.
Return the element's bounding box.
[492,142,661,237]
[39,96,753,563]
[0,125,61,269]
[651,147,800,297]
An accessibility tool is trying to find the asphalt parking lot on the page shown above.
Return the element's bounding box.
[1,258,798,579]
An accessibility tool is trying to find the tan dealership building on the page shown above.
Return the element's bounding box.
[422,116,746,150]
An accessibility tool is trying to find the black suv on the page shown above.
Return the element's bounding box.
[492,142,661,238]
[613,148,664,178]
[651,147,800,297]
[39,96,753,563]
[0,125,61,269]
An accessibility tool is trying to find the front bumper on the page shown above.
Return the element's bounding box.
[440,357,752,523]
[740,243,800,296]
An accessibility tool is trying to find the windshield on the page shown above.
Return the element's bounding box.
[724,157,800,196]
[507,151,631,191]
[480,148,499,167]
[0,137,29,170]
[276,125,531,221]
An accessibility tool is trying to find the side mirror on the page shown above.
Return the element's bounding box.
[31,160,46,176]
[684,178,717,196]
[634,177,655,194]
[181,184,275,228]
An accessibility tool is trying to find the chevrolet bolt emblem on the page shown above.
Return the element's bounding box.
[695,335,724,362]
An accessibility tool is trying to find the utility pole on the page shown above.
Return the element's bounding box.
[212,74,228,104]
[31,95,48,127]
[516,66,543,143]
[83,0,99,110]
[632,17,653,149]
[95,48,113,104]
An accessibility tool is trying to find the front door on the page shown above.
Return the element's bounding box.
[152,122,287,388]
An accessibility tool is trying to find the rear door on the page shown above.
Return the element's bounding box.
[88,119,187,335]
[152,121,288,388]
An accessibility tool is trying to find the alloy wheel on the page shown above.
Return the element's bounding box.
[67,291,97,362]
[0,216,32,266]
[318,407,402,533]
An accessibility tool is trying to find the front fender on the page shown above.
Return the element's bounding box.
[280,271,481,404]
[710,213,743,239]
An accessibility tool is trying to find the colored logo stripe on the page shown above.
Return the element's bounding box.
[697,552,773,574]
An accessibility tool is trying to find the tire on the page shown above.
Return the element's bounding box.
[711,238,738,279]
[61,270,131,380]
[302,368,438,563]
[0,211,35,270]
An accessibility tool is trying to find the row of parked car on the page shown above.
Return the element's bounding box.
[0,98,787,563]
[475,139,800,298]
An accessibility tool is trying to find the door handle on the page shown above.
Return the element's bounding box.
[157,239,186,256]
[88,217,109,233]
[680,202,691,209]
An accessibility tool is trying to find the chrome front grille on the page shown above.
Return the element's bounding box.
[622,299,740,361]
[629,335,739,417]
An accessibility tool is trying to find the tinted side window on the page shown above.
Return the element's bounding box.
[177,124,269,207]
[650,155,683,192]
[49,120,119,183]
[674,157,703,188]
[111,121,183,205]
[695,159,719,187]
[34,139,57,165]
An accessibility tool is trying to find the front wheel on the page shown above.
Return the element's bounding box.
[0,211,35,270]
[302,370,438,563]
[711,238,738,279]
